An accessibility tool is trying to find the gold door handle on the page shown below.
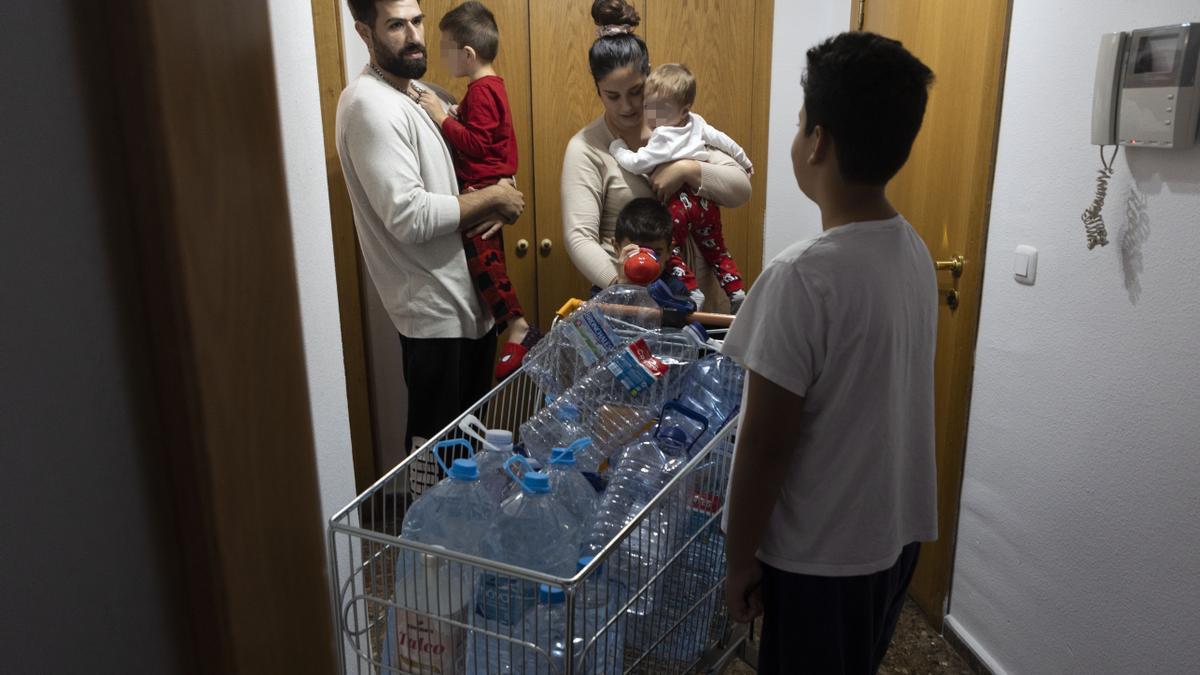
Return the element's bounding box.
[540,238,553,255]
[935,256,964,277]
[515,239,529,256]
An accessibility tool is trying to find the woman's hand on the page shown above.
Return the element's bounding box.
[649,159,702,202]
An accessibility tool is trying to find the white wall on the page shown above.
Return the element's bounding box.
[947,2,1200,673]
[266,4,363,669]
[267,0,358,525]
[0,1,183,671]
[762,0,852,260]
[762,2,1200,672]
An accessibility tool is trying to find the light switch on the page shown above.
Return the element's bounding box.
[1014,245,1037,285]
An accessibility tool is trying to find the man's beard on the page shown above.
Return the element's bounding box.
[376,39,428,80]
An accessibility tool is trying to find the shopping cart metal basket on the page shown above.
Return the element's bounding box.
[329,311,749,674]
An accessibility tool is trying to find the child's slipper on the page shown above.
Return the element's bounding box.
[494,326,544,381]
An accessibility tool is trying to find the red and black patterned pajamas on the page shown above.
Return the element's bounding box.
[440,75,524,328]
[666,186,744,295]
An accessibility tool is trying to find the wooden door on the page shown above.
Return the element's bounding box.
[643,0,774,305]
[529,0,772,325]
[855,0,1012,626]
[102,0,339,670]
[420,0,540,334]
[527,0,646,326]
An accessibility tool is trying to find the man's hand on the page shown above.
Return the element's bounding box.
[649,159,702,202]
[418,90,447,126]
[725,560,764,624]
[488,181,525,223]
[447,103,460,119]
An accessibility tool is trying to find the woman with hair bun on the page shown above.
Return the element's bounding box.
[561,0,751,305]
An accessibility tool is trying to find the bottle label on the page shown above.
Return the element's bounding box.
[606,338,668,396]
[384,606,466,674]
[474,573,537,625]
[689,491,723,542]
[566,307,620,366]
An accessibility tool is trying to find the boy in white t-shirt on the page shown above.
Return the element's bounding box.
[608,63,754,311]
[721,32,938,674]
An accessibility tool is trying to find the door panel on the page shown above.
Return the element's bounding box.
[421,0,539,329]
[857,0,1012,625]
[528,0,648,328]
[644,0,758,296]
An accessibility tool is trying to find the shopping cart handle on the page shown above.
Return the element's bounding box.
[557,298,733,328]
[556,298,585,319]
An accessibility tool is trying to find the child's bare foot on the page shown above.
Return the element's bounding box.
[506,316,531,345]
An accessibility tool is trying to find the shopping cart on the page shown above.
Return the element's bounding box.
[329,304,749,674]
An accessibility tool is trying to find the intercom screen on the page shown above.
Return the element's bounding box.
[1133,35,1178,74]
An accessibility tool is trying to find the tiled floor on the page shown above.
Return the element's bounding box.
[721,600,972,674]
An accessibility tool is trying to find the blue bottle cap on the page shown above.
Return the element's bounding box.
[577,555,594,571]
[448,458,479,481]
[523,471,550,493]
[538,584,566,604]
[549,448,576,466]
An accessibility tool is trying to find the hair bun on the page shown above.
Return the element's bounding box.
[591,0,640,29]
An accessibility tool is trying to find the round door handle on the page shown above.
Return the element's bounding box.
[515,239,529,256]
[540,238,553,255]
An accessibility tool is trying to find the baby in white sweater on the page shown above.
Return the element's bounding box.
[609,63,753,310]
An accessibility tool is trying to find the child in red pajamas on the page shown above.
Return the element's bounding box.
[608,63,754,312]
[418,1,538,379]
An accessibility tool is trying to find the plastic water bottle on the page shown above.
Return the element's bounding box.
[457,415,518,501]
[383,548,472,675]
[574,556,625,675]
[400,450,492,551]
[523,284,665,398]
[387,453,490,674]
[666,354,745,453]
[546,446,599,527]
[468,457,581,675]
[625,493,724,664]
[520,337,679,462]
[478,428,516,500]
[516,558,625,675]
[579,404,708,615]
[521,403,585,465]
[566,437,610,492]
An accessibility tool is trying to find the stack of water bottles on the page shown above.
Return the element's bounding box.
[386,295,746,673]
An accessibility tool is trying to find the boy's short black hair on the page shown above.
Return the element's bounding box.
[802,32,934,185]
[615,198,672,245]
[439,1,499,62]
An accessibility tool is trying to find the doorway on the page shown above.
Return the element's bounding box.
[311,0,775,487]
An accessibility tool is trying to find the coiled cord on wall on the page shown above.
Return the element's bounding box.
[1080,145,1119,250]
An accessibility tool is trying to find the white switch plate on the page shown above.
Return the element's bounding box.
[1014,245,1037,285]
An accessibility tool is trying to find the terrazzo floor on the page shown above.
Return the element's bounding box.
[720,599,972,674]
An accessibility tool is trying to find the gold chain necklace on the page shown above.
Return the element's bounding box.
[368,62,424,103]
